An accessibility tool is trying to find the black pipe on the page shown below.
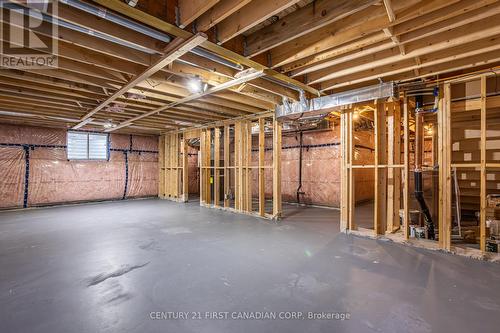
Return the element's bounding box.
[296,131,305,204]
[414,170,435,239]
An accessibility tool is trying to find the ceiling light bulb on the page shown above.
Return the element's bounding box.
[187,77,203,93]
[353,111,360,120]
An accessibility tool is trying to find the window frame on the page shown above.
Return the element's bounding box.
[67,131,110,161]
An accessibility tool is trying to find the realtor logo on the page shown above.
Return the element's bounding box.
[0,0,58,69]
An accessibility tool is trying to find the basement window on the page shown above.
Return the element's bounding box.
[67,131,109,160]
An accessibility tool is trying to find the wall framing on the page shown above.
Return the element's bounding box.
[159,112,282,220]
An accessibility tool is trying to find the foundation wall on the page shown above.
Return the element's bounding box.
[252,126,375,208]
[0,124,158,210]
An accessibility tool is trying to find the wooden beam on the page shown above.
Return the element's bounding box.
[178,0,220,28]
[196,0,252,32]
[91,0,320,96]
[244,0,377,57]
[267,0,451,68]
[106,70,265,132]
[382,0,396,23]
[73,34,207,128]
[321,35,500,90]
[309,15,500,85]
[215,0,301,45]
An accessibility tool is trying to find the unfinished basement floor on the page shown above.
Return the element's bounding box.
[1,199,500,333]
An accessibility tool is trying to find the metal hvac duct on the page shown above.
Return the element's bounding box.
[275,82,397,120]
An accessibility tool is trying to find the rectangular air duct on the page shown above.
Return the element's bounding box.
[276,82,397,120]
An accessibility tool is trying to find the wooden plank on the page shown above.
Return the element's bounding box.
[244,0,377,57]
[247,121,253,211]
[480,75,487,252]
[340,112,349,231]
[196,0,252,32]
[214,127,221,206]
[224,125,230,208]
[348,111,356,230]
[403,97,410,239]
[215,0,300,44]
[200,130,205,204]
[234,122,241,210]
[387,102,401,232]
[206,129,212,205]
[374,101,388,235]
[439,83,452,250]
[273,118,282,217]
[258,118,265,216]
[382,0,396,22]
[159,135,165,198]
[182,137,188,202]
[92,0,320,96]
[178,0,220,28]
[73,34,207,127]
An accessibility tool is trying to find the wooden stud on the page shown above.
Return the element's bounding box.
[387,102,401,232]
[480,75,487,252]
[348,111,356,230]
[273,118,282,217]
[159,135,165,198]
[246,121,253,212]
[224,125,230,208]
[214,127,221,207]
[182,137,188,202]
[374,101,388,235]
[403,97,410,239]
[234,122,241,210]
[340,112,349,231]
[258,118,265,216]
[439,83,452,251]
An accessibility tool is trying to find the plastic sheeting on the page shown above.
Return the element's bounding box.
[0,124,159,210]
[248,126,376,207]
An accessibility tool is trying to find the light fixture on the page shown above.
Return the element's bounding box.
[125,0,138,7]
[353,111,360,120]
[103,121,116,129]
[187,76,205,93]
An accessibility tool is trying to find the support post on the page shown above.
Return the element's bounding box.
[403,97,410,239]
[273,118,282,218]
[224,125,230,208]
[387,102,401,232]
[348,111,356,230]
[374,101,388,235]
[258,118,265,216]
[214,127,220,207]
[182,137,188,202]
[480,75,487,252]
[439,83,452,251]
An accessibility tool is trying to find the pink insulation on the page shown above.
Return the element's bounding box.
[188,147,200,195]
[249,126,375,208]
[0,124,158,210]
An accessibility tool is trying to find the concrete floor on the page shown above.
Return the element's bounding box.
[1,199,500,333]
